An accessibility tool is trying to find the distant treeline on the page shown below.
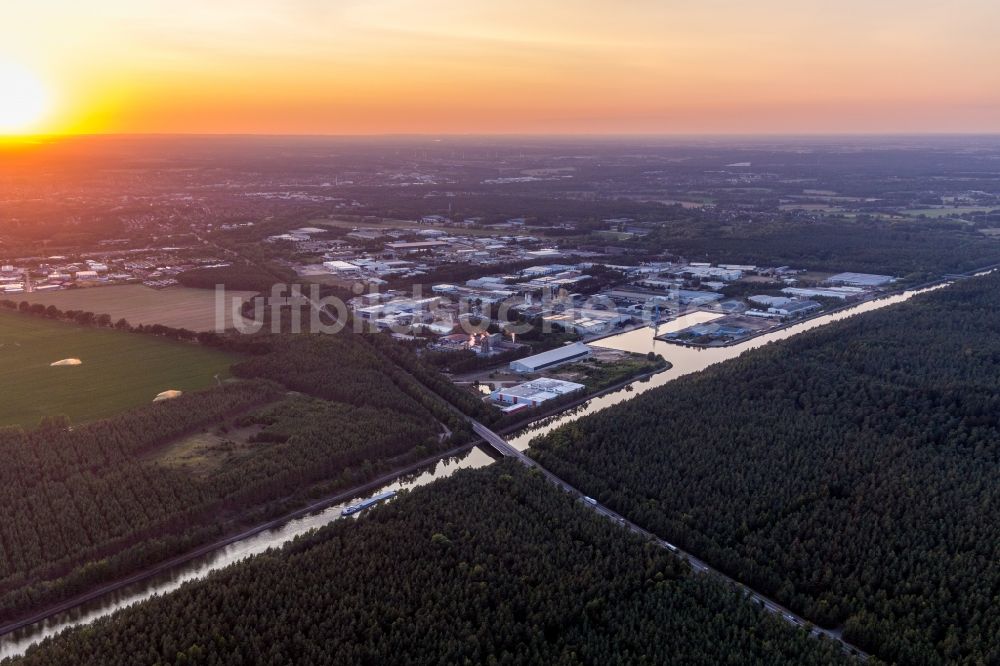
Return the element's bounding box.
[1,299,207,343]
[420,345,531,374]
[0,299,273,353]
[638,217,1000,278]
[9,463,855,666]
[531,272,1000,665]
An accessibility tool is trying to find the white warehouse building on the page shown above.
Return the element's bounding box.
[827,272,895,287]
[509,342,591,373]
[490,378,585,408]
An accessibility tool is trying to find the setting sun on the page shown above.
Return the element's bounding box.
[0,60,49,134]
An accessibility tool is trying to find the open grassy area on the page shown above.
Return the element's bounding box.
[154,422,267,477]
[778,203,844,212]
[23,284,257,332]
[548,350,667,391]
[0,310,241,428]
[902,206,996,219]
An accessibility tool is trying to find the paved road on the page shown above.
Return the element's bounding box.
[471,421,870,662]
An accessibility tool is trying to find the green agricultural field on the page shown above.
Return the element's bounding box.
[903,206,996,219]
[24,284,257,331]
[0,311,240,429]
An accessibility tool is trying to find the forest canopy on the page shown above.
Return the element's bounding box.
[9,463,854,666]
[0,329,468,626]
[531,272,1000,665]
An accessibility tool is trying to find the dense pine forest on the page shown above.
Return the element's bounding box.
[9,463,855,666]
[639,218,1000,280]
[0,330,468,624]
[0,381,276,618]
[531,273,1000,665]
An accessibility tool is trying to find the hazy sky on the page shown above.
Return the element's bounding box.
[3,0,999,134]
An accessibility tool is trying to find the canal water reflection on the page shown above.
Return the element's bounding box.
[505,287,938,449]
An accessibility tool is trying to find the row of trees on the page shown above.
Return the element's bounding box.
[364,333,501,428]
[1,299,281,355]
[637,217,1000,278]
[421,345,531,374]
[0,300,125,330]
[231,333,477,439]
[11,463,854,666]
[530,272,1000,665]
[1,299,208,344]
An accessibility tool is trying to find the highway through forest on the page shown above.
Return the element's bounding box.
[471,420,871,662]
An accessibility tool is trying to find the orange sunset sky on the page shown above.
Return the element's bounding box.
[2,0,999,135]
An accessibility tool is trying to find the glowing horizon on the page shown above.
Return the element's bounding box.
[3,0,999,136]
